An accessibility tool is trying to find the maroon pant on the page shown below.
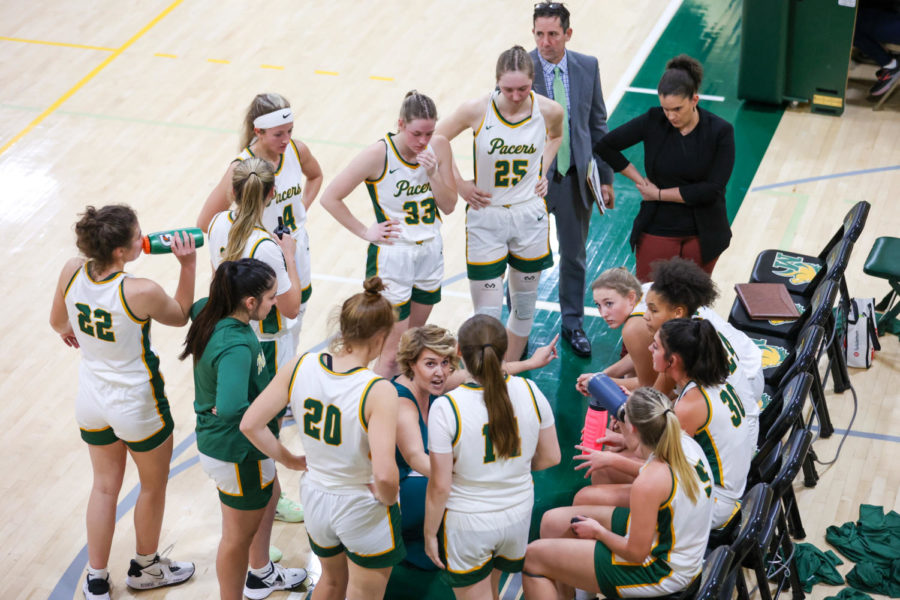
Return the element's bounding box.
[635,233,718,282]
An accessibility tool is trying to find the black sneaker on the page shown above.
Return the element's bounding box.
[244,563,308,599]
[871,64,900,96]
[83,573,110,600]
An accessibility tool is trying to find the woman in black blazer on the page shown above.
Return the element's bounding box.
[595,55,735,282]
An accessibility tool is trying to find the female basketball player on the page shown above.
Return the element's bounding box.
[435,45,564,362]
[241,277,405,600]
[319,91,457,377]
[575,268,655,393]
[49,205,196,600]
[199,92,323,345]
[424,314,561,599]
[651,318,753,528]
[181,259,308,600]
[206,158,301,377]
[522,387,713,599]
[206,158,306,524]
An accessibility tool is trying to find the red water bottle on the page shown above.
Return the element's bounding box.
[581,397,608,454]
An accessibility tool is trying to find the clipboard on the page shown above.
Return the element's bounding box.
[586,158,607,214]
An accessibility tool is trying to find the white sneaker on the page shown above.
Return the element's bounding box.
[125,547,195,590]
[82,573,110,600]
[243,563,308,599]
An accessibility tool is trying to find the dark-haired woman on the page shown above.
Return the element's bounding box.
[424,314,560,599]
[651,318,753,528]
[522,387,713,599]
[436,45,564,362]
[241,277,405,600]
[182,258,307,600]
[320,91,456,377]
[49,204,196,599]
[595,55,735,281]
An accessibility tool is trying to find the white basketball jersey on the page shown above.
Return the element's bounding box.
[473,91,545,207]
[428,376,554,513]
[238,140,307,234]
[365,134,440,243]
[207,210,292,340]
[695,306,764,419]
[630,282,654,318]
[621,433,714,577]
[678,381,753,502]
[64,265,161,387]
[289,352,385,491]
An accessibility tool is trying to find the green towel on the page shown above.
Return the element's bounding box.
[794,542,845,592]
[825,588,874,600]
[826,505,900,568]
[845,560,900,598]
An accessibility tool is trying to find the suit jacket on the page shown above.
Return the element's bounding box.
[530,48,614,207]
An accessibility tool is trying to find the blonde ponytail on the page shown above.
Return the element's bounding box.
[223,158,275,262]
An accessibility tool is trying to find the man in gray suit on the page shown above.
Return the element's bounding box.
[531,2,614,357]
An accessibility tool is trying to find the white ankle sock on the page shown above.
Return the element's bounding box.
[135,552,157,568]
[87,566,108,580]
[885,58,898,70]
[250,561,274,578]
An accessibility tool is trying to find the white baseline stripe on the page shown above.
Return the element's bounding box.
[311,272,601,318]
[626,86,725,102]
[607,0,683,113]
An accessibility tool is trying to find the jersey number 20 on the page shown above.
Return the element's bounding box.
[303,398,342,445]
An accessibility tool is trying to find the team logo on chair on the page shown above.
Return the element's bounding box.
[771,252,821,285]
[751,338,789,369]
[768,303,806,326]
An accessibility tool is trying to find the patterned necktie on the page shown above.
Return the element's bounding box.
[553,66,571,176]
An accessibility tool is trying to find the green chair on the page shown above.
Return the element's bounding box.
[863,236,900,335]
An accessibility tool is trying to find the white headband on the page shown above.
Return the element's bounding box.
[253,108,294,129]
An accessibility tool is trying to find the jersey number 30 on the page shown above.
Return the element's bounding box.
[75,303,116,342]
[303,398,342,445]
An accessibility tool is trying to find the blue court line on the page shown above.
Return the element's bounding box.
[812,425,900,444]
[751,165,900,191]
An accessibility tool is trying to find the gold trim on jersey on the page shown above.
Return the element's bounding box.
[444,395,462,447]
[358,377,383,432]
[243,144,285,175]
[118,279,148,324]
[83,263,125,285]
[490,91,535,128]
[63,266,82,298]
[523,379,543,423]
[386,133,419,169]
[317,353,365,376]
[287,353,311,399]
[366,139,389,184]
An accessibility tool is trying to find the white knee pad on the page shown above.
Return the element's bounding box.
[507,269,540,337]
[469,277,504,322]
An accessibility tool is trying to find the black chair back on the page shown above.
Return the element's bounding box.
[817,200,870,259]
[756,372,812,458]
[771,429,813,500]
[694,545,735,600]
[729,483,773,565]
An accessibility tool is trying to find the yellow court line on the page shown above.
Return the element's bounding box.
[261,64,284,70]
[0,35,116,52]
[0,0,184,159]
[154,52,177,58]
[207,58,230,64]
[314,70,339,76]
[369,75,394,82]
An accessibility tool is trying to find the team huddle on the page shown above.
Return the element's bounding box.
[49,3,757,600]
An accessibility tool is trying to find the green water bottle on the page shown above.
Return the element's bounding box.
[142,228,205,254]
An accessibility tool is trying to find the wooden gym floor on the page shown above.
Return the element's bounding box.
[0,1,897,598]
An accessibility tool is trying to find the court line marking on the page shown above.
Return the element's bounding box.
[0,35,116,52]
[261,64,285,70]
[626,86,725,102]
[750,165,900,191]
[606,0,683,113]
[0,0,185,159]
[314,69,339,76]
[154,52,177,58]
[207,58,230,64]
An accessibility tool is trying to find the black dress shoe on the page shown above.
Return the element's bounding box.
[562,327,592,357]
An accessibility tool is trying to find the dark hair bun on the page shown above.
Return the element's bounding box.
[363,276,386,298]
[666,54,703,88]
[405,89,418,98]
